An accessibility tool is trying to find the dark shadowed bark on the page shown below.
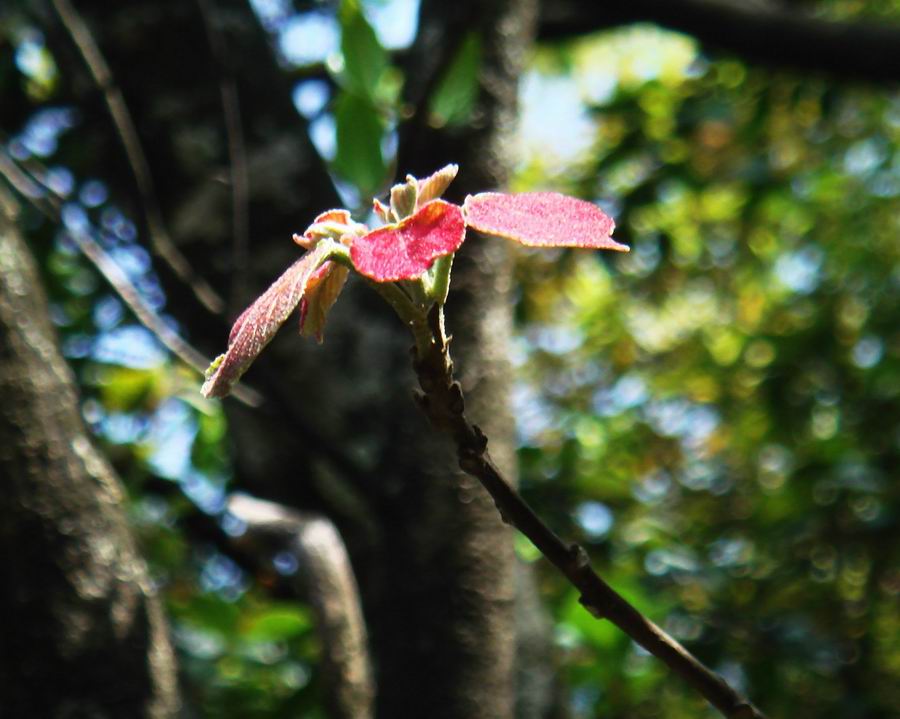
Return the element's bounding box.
[0,193,180,718]
[363,1,539,716]
[539,0,900,83]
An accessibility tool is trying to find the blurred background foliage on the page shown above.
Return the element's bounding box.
[1,0,898,717]
[513,24,900,718]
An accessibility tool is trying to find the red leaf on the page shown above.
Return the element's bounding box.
[463,192,628,252]
[202,242,334,398]
[311,209,353,226]
[372,198,392,223]
[350,200,466,282]
[299,261,350,343]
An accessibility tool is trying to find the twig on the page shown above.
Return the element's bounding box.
[70,229,261,407]
[0,147,261,407]
[50,0,226,315]
[2,145,387,516]
[142,478,374,718]
[195,0,251,306]
[411,304,765,719]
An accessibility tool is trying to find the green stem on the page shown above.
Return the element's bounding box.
[424,254,454,306]
[365,279,432,356]
[329,242,434,356]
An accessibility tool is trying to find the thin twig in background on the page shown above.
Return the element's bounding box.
[163,485,376,719]
[195,0,251,307]
[2,145,383,506]
[50,0,226,315]
[412,304,766,719]
[71,230,261,407]
[0,147,261,407]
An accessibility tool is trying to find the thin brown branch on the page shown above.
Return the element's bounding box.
[0,147,262,407]
[195,0,251,307]
[71,230,260,407]
[149,480,374,717]
[4,147,378,489]
[538,0,900,84]
[412,304,765,719]
[50,0,226,314]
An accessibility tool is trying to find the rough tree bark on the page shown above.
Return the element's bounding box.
[0,192,180,717]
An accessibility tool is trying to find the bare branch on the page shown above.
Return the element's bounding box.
[50,0,226,314]
[2,143,385,506]
[227,494,375,719]
[412,304,766,719]
[70,229,261,407]
[538,0,900,83]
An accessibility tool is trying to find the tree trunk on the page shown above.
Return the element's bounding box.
[0,193,181,718]
[36,0,549,715]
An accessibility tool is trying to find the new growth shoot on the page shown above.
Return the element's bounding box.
[201,164,625,398]
[200,166,765,719]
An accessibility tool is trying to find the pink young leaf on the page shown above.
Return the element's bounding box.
[372,198,392,223]
[202,241,335,398]
[350,200,466,282]
[299,261,350,343]
[310,209,353,226]
[295,209,364,248]
[416,164,458,206]
[463,192,628,252]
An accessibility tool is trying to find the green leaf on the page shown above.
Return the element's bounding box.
[389,175,418,220]
[177,594,240,636]
[333,91,387,199]
[416,164,459,206]
[97,365,165,411]
[339,2,387,100]
[428,32,482,127]
[242,604,312,642]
